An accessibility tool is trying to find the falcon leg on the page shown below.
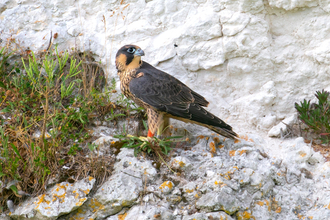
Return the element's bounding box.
[147,109,166,138]
[147,130,154,138]
[156,116,169,138]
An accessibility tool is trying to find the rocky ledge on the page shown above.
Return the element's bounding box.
[4,132,330,220]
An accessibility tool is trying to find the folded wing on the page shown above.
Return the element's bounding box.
[129,62,237,138]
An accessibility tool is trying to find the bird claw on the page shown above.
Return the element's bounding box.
[138,136,153,142]
[126,134,153,142]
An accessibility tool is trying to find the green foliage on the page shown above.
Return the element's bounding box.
[0,47,11,80]
[68,144,82,156]
[114,122,182,157]
[295,89,330,144]
[22,48,82,100]
[107,108,126,121]
[0,127,21,181]
[0,46,118,211]
[87,143,98,151]
[0,43,149,212]
[116,93,144,113]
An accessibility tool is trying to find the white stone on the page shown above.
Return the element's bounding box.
[306,39,330,64]
[170,156,192,171]
[213,0,264,13]
[268,0,318,10]
[32,130,51,139]
[319,0,330,12]
[268,114,297,137]
[159,181,174,194]
[114,148,158,179]
[91,172,143,219]
[92,136,114,145]
[11,177,95,219]
[220,10,251,36]
[124,205,174,220]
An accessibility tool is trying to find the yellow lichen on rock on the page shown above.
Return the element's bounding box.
[229,150,236,156]
[75,198,87,206]
[238,150,247,155]
[237,211,256,220]
[159,181,173,192]
[118,213,127,220]
[89,198,105,212]
[209,142,216,154]
[83,189,90,194]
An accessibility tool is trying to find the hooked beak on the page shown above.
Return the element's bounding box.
[134,48,145,56]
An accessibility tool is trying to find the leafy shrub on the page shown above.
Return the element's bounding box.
[0,46,118,211]
[295,89,330,144]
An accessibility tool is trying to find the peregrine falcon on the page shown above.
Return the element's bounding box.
[115,45,238,139]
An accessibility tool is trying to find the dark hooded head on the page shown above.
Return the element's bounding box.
[115,45,145,72]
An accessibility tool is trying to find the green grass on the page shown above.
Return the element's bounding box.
[0,42,181,213]
[0,45,144,212]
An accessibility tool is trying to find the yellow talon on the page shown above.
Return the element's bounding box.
[139,136,153,142]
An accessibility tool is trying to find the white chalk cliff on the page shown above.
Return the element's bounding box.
[2,0,330,219]
[3,0,330,135]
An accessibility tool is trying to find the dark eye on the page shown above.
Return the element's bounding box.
[127,47,136,54]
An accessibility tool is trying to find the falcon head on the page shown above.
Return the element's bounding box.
[115,45,145,72]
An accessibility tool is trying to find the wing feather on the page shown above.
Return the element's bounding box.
[130,62,208,107]
[129,61,236,136]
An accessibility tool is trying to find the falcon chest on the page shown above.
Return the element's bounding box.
[118,70,135,98]
[118,70,145,107]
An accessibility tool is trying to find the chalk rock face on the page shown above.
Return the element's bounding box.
[10,177,95,220]
[268,0,317,10]
[2,0,330,135]
[4,133,330,220]
[62,148,158,219]
[119,205,174,220]
[3,0,330,219]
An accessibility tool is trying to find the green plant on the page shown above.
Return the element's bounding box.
[114,121,182,157]
[22,48,82,143]
[0,41,151,212]
[68,144,82,156]
[88,143,98,151]
[0,46,115,211]
[295,89,330,144]
[107,108,126,121]
[116,93,144,113]
[0,127,21,181]
[0,47,12,86]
